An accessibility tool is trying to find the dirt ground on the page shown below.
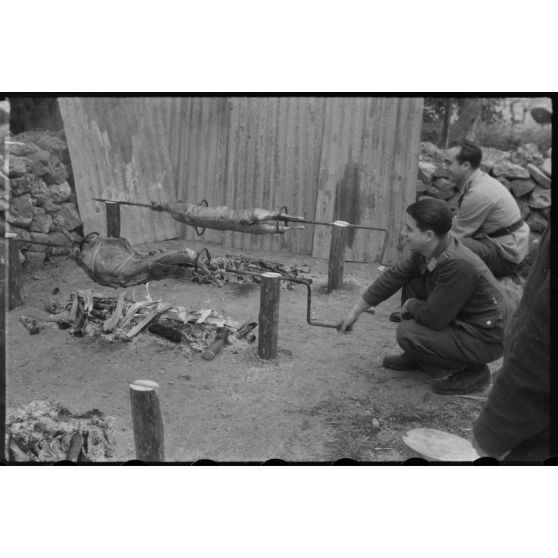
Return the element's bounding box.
[6,237,500,462]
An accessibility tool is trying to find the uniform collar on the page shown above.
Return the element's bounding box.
[459,168,483,193]
[423,233,452,272]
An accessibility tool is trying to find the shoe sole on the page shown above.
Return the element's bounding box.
[432,380,490,395]
[383,362,420,371]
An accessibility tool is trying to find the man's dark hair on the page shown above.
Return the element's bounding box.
[456,140,482,169]
[406,199,452,237]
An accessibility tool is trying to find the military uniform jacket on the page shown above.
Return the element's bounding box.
[362,233,508,340]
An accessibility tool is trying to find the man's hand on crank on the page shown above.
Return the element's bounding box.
[337,297,373,334]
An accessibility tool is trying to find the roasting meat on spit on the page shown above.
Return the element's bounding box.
[71,232,218,288]
[150,202,305,234]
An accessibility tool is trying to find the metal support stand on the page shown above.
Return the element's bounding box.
[105,202,121,238]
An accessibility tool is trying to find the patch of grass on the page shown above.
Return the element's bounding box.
[295,393,483,461]
[384,404,442,425]
[326,434,370,461]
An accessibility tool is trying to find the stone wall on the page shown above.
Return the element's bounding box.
[6,130,83,270]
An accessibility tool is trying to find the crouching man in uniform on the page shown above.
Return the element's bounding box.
[337,198,510,395]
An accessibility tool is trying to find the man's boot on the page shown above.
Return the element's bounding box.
[389,311,402,323]
[432,364,491,395]
[382,352,420,371]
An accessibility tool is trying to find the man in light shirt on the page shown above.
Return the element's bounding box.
[445,140,530,278]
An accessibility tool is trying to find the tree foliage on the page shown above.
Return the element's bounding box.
[422,98,505,147]
[424,98,504,124]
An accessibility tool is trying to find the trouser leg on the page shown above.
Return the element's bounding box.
[395,319,503,377]
[460,236,518,278]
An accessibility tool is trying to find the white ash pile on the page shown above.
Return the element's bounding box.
[417,141,551,254]
[6,400,115,462]
[5,130,83,270]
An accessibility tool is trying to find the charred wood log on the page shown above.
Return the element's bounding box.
[8,436,31,462]
[125,303,171,338]
[234,321,258,339]
[148,322,184,343]
[202,327,230,360]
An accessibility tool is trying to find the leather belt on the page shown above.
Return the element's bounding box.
[487,219,524,238]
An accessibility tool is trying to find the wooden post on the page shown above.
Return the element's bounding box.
[5,233,24,310]
[327,220,349,292]
[129,380,165,462]
[258,272,281,360]
[106,202,121,238]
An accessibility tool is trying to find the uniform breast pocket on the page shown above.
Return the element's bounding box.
[481,300,506,328]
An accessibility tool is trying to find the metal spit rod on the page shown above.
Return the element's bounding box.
[92,198,386,232]
[223,268,338,329]
[4,237,70,249]
[92,197,390,265]
[275,206,389,266]
[92,198,152,208]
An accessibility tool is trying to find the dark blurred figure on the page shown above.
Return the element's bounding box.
[472,223,550,461]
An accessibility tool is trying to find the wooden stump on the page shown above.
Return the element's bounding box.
[327,221,350,292]
[66,432,84,462]
[129,380,165,462]
[401,428,479,461]
[258,272,281,360]
[202,327,229,360]
[106,202,121,238]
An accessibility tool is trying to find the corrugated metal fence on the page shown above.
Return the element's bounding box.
[59,97,423,264]
[59,97,181,242]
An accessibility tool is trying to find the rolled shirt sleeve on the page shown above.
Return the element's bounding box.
[362,255,421,308]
